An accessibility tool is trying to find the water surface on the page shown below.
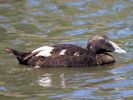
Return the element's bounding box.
[0,0,133,100]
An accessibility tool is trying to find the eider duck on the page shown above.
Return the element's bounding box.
[5,35,126,67]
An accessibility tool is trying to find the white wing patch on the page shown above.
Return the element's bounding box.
[59,49,67,55]
[109,41,126,53]
[74,52,80,56]
[32,46,54,57]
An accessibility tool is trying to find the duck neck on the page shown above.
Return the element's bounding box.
[86,46,97,57]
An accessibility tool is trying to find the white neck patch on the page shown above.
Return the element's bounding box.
[109,41,126,53]
[32,46,54,57]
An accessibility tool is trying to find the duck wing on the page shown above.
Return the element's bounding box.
[24,44,90,61]
[52,44,90,56]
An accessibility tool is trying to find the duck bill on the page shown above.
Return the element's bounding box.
[109,41,126,53]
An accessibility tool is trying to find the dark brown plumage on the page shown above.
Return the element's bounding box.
[5,35,126,68]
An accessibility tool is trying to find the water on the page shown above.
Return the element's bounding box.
[0,0,133,99]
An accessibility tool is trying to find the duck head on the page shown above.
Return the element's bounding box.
[87,35,126,65]
[87,35,126,54]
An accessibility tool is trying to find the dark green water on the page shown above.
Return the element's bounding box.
[0,0,133,100]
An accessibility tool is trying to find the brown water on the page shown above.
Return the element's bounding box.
[0,0,133,100]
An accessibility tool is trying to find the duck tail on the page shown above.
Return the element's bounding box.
[5,48,30,65]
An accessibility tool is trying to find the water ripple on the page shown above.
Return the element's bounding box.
[112,1,126,11]
[26,0,40,7]
[65,1,85,6]
[64,28,95,36]
[0,0,133,100]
